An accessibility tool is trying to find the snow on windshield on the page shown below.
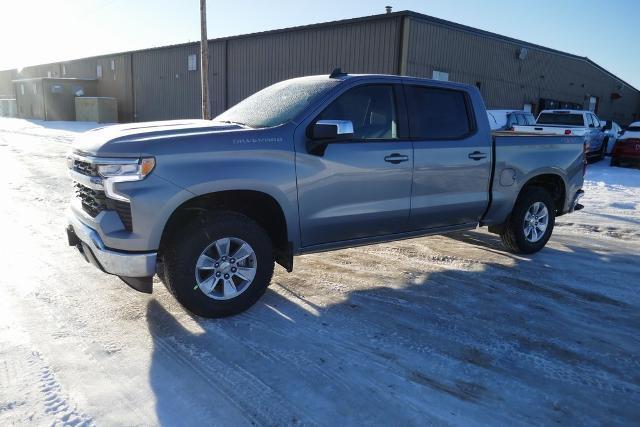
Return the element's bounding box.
[214,77,339,128]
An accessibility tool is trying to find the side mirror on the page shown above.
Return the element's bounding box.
[307,120,354,155]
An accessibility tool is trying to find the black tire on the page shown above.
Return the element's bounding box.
[500,187,556,254]
[163,211,274,318]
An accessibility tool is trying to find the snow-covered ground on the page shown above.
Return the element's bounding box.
[0,118,639,426]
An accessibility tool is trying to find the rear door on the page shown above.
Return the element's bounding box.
[295,82,413,247]
[404,83,492,230]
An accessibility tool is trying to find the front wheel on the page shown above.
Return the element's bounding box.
[500,187,556,254]
[163,211,274,318]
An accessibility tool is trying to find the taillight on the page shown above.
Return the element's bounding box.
[564,129,572,135]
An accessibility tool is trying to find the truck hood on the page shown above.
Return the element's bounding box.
[72,119,246,156]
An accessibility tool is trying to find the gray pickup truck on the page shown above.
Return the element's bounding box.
[66,72,586,317]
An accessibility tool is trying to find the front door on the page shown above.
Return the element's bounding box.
[295,83,413,247]
[403,84,492,230]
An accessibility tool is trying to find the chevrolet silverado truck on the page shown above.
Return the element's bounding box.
[513,109,607,160]
[66,72,586,317]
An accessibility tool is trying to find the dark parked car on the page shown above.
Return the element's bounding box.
[611,121,640,166]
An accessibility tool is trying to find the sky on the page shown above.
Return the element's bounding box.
[0,0,638,88]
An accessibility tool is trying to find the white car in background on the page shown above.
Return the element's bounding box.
[487,110,536,131]
[513,110,608,160]
[621,121,640,139]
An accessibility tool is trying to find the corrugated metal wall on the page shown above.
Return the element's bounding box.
[13,79,45,119]
[19,63,62,79]
[96,54,134,122]
[404,16,640,124]
[2,12,638,123]
[0,69,17,98]
[60,55,134,122]
[225,16,401,107]
[132,44,202,121]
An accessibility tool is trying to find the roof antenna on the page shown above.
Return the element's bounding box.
[330,68,346,78]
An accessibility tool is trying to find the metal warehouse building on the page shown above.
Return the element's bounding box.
[1,10,639,124]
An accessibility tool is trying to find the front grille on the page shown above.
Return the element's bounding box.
[75,182,106,217]
[74,182,133,231]
[73,159,98,177]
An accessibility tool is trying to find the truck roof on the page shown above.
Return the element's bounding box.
[320,72,476,91]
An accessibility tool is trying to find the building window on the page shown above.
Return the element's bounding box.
[47,71,52,78]
[62,65,66,76]
[111,60,115,71]
[20,84,24,95]
[97,65,102,78]
[188,54,198,71]
[33,84,37,95]
[432,70,449,81]
[51,84,63,94]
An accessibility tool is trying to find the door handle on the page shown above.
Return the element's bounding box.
[468,151,487,161]
[384,153,409,164]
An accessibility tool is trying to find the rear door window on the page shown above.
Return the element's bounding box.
[405,86,473,139]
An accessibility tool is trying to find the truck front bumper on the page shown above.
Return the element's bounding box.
[66,209,156,293]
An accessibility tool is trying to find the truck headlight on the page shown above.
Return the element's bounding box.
[97,157,155,180]
[97,157,155,202]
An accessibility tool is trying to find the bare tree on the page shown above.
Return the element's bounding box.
[200,0,210,119]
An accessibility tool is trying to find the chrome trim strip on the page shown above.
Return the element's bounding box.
[68,170,104,190]
[68,152,140,165]
[103,176,137,202]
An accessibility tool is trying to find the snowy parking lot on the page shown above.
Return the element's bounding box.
[0,118,639,426]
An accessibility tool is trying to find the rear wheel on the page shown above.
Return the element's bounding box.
[500,187,556,254]
[163,211,274,318]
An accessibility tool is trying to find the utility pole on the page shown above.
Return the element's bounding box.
[200,0,210,119]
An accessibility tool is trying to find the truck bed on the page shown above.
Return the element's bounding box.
[482,132,585,226]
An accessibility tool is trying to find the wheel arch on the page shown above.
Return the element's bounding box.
[158,189,294,271]
[517,172,567,215]
[486,169,568,234]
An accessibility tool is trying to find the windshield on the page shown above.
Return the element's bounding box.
[537,113,584,126]
[627,126,640,132]
[214,77,339,128]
